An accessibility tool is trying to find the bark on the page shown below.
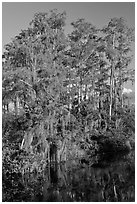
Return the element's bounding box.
[57,138,67,162]
[99,91,102,113]
[32,57,37,83]
[50,120,54,138]
[14,96,19,115]
[92,81,95,111]
[114,78,118,128]
[3,104,6,114]
[109,63,114,121]
[109,34,115,121]
[50,142,57,162]
[6,103,9,112]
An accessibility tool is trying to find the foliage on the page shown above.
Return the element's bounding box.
[2,9,135,178]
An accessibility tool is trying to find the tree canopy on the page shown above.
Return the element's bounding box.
[2,9,135,162]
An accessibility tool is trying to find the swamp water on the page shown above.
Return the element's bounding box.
[3,151,135,202]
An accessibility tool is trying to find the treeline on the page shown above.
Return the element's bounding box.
[2,9,135,162]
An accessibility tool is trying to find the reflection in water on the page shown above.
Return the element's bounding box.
[3,151,135,202]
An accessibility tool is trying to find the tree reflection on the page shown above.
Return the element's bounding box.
[3,152,135,202]
[41,153,134,202]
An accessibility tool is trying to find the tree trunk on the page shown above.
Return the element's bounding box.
[57,138,67,162]
[14,97,18,115]
[109,34,115,121]
[50,142,57,163]
[114,78,118,128]
[109,63,114,121]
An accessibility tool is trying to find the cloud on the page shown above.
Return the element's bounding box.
[122,88,132,94]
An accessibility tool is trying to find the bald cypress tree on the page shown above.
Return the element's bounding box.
[102,17,134,125]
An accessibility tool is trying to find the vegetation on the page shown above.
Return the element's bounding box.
[2,9,135,185]
[3,152,135,202]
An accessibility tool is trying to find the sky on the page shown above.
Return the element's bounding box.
[2,2,135,90]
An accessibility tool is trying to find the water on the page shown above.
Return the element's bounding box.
[3,151,135,202]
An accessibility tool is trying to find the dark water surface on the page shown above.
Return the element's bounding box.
[3,151,135,202]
